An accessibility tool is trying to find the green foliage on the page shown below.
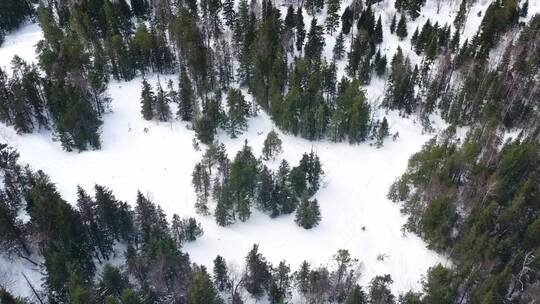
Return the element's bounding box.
[422,265,455,304]
[262,129,283,160]
[368,275,395,304]
[244,244,272,299]
[0,0,33,34]
[213,255,229,291]
[187,268,223,304]
[396,15,408,39]
[393,127,540,302]
[225,88,250,138]
[345,285,367,304]
[295,192,321,229]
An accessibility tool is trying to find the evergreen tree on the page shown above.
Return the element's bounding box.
[296,8,306,52]
[269,261,292,303]
[345,285,367,304]
[187,268,223,304]
[262,129,283,161]
[295,192,321,229]
[453,0,467,30]
[341,6,353,35]
[77,186,113,261]
[368,275,395,304]
[384,47,416,114]
[132,24,152,74]
[390,14,397,34]
[192,163,211,215]
[375,54,387,76]
[229,141,259,221]
[0,0,33,36]
[376,117,390,148]
[396,14,408,39]
[256,164,275,214]
[98,264,130,302]
[305,18,325,61]
[422,265,454,304]
[155,82,172,122]
[178,68,195,121]
[213,255,229,291]
[140,78,155,120]
[285,5,296,29]
[223,0,237,28]
[225,88,250,138]
[374,16,383,44]
[244,244,272,299]
[326,0,341,35]
[333,32,346,60]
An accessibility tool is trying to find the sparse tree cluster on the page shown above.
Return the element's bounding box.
[192,141,323,227]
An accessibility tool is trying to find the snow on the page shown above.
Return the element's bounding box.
[0,23,42,73]
[0,253,43,301]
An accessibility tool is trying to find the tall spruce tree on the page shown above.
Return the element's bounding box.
[295,192,321,229]
[225,88,250,138]
[396,14,408,39]
[140,78,155,120]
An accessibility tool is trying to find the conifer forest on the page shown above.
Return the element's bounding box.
[0,0,539,303]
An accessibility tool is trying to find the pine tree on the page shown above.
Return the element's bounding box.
[296,261,311,296]
[178,68,195,121]
[256,164,275,214]
[215,188,233,226]
[345,285,367,304]
[213,255,229,291]
[376,117,390,148]
[333,32,346,60]
[411,27,419,49]
[305,18,325,61]
[396,14,408,39]
[0,0,33,35]
[368,275,395,304]
[374,16,383,44]
[223,0,236,28]
[285,5,296,29]
[325,0,341,35]
[296,7,306,52]
[77,186,113,261]
[295,192,321,229]
[187,268,222,304]
[244,244,272,299]
[225,88,250,138]
[375,54,387,76]
[390,14,397,34]
[262,129,283,160]
[341,6,353,35]
[155,82,172,122]
[98,264,129,301]
[269,261,292,303]
[450,29,460,52]
[192,163,211,215]
[453,0,467,30]
[140,78,155,120]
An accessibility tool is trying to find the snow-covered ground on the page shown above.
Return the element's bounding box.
[0,21,450,299]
